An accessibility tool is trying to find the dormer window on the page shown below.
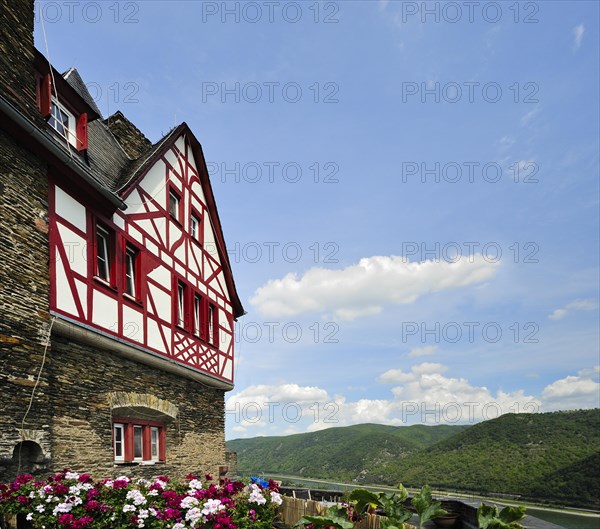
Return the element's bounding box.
[38,73,88,152]
[49,98,77,148]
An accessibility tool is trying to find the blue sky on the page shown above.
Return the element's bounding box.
[34,0,599,438]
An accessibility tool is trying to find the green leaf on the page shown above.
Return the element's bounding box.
[349,488,382,513]
[498,506,526,524]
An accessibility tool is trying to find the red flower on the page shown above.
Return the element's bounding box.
[57,513,75,525]
[54,483,69,495]
[16,496,28,505]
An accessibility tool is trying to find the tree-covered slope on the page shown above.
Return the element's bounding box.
[227,410,600,508]
[227,423,467,482]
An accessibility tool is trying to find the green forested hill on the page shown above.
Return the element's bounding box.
[227,423,467,482]
[226,409,600,508]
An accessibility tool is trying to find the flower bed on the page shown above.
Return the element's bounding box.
[0,471,282,529]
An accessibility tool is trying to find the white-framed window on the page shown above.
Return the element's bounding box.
[190,212,201,241]
[208,304,215,345]
[133,425,144,461]
[125,244,138,297]
[194,293,202,337]
[150,427,160,461]
[96,224,111,282]
[177,282,186,327]
[113,423,125,462]
[49,98,77,147]
[169,189,180,221]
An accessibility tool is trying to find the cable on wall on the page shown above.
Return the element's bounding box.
[17,316,56,474]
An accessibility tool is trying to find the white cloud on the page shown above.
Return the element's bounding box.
[549,308,568,320]
[496,136,515,151]
[250,255,499,320]
[520,107,541,126]
[227,365,599,438]
[573,24,585,50]
[541,366,599,411]
[548,298,598,320]
[408,345,438,357]
[567,299,598,311]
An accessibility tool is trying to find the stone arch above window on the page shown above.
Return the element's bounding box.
[107,392,178,421]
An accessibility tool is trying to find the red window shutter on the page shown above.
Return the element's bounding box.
[124,423,134,462]
[40,74,52,118]
[201,297,209,342]
[213,306,219,347]
[159,428,166,461]
[76,112,88,151]
[142,426,151,461]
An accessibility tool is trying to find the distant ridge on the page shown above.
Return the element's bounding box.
[227,409,600,509]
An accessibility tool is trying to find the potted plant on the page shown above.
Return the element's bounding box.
[293,504,354,529]
[411,485,447,529]
[349,485,413,529]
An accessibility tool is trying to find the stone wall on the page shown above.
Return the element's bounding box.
[0,127,52,480]
[0,0,41,120]
[48,336,227,480]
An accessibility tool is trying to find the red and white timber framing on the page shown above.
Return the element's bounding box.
[49,133,237,386]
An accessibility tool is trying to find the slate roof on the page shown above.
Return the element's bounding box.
[63,68,103,118]
[51,67,167,193]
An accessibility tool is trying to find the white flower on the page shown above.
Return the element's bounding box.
[185,507,204,527]
[154,479,168,489]
[26,514,33,521]
[147,489,159,496]
[123,504,137,513]
[248,484,266,505]
[188,479,203,490]
[138,509,149,519]
[29,491,35,498]
[180,496,199,509]
[136,478,151,487]
[201,499,224,516]
[270,491,283,505]
[69,485,82,495]
[126,489,147,506]
[172,524,186,529]
[35,505,45,513]
[53,502,73,515]
[65,472,80,480]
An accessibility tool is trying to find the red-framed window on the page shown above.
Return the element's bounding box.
[208,303,219,347]
[124,242,140,300]
[112,418,166,463]
[190,209,203,245]
[38,73,88,152]
[193,293,204,339]
[176,280,187,328]
[94,222,115,285]
[168,185,183,224]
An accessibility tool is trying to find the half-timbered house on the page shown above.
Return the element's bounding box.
[0,1,243,481]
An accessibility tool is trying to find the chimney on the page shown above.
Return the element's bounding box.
[0,0,38,118]
[104,111,153,159]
